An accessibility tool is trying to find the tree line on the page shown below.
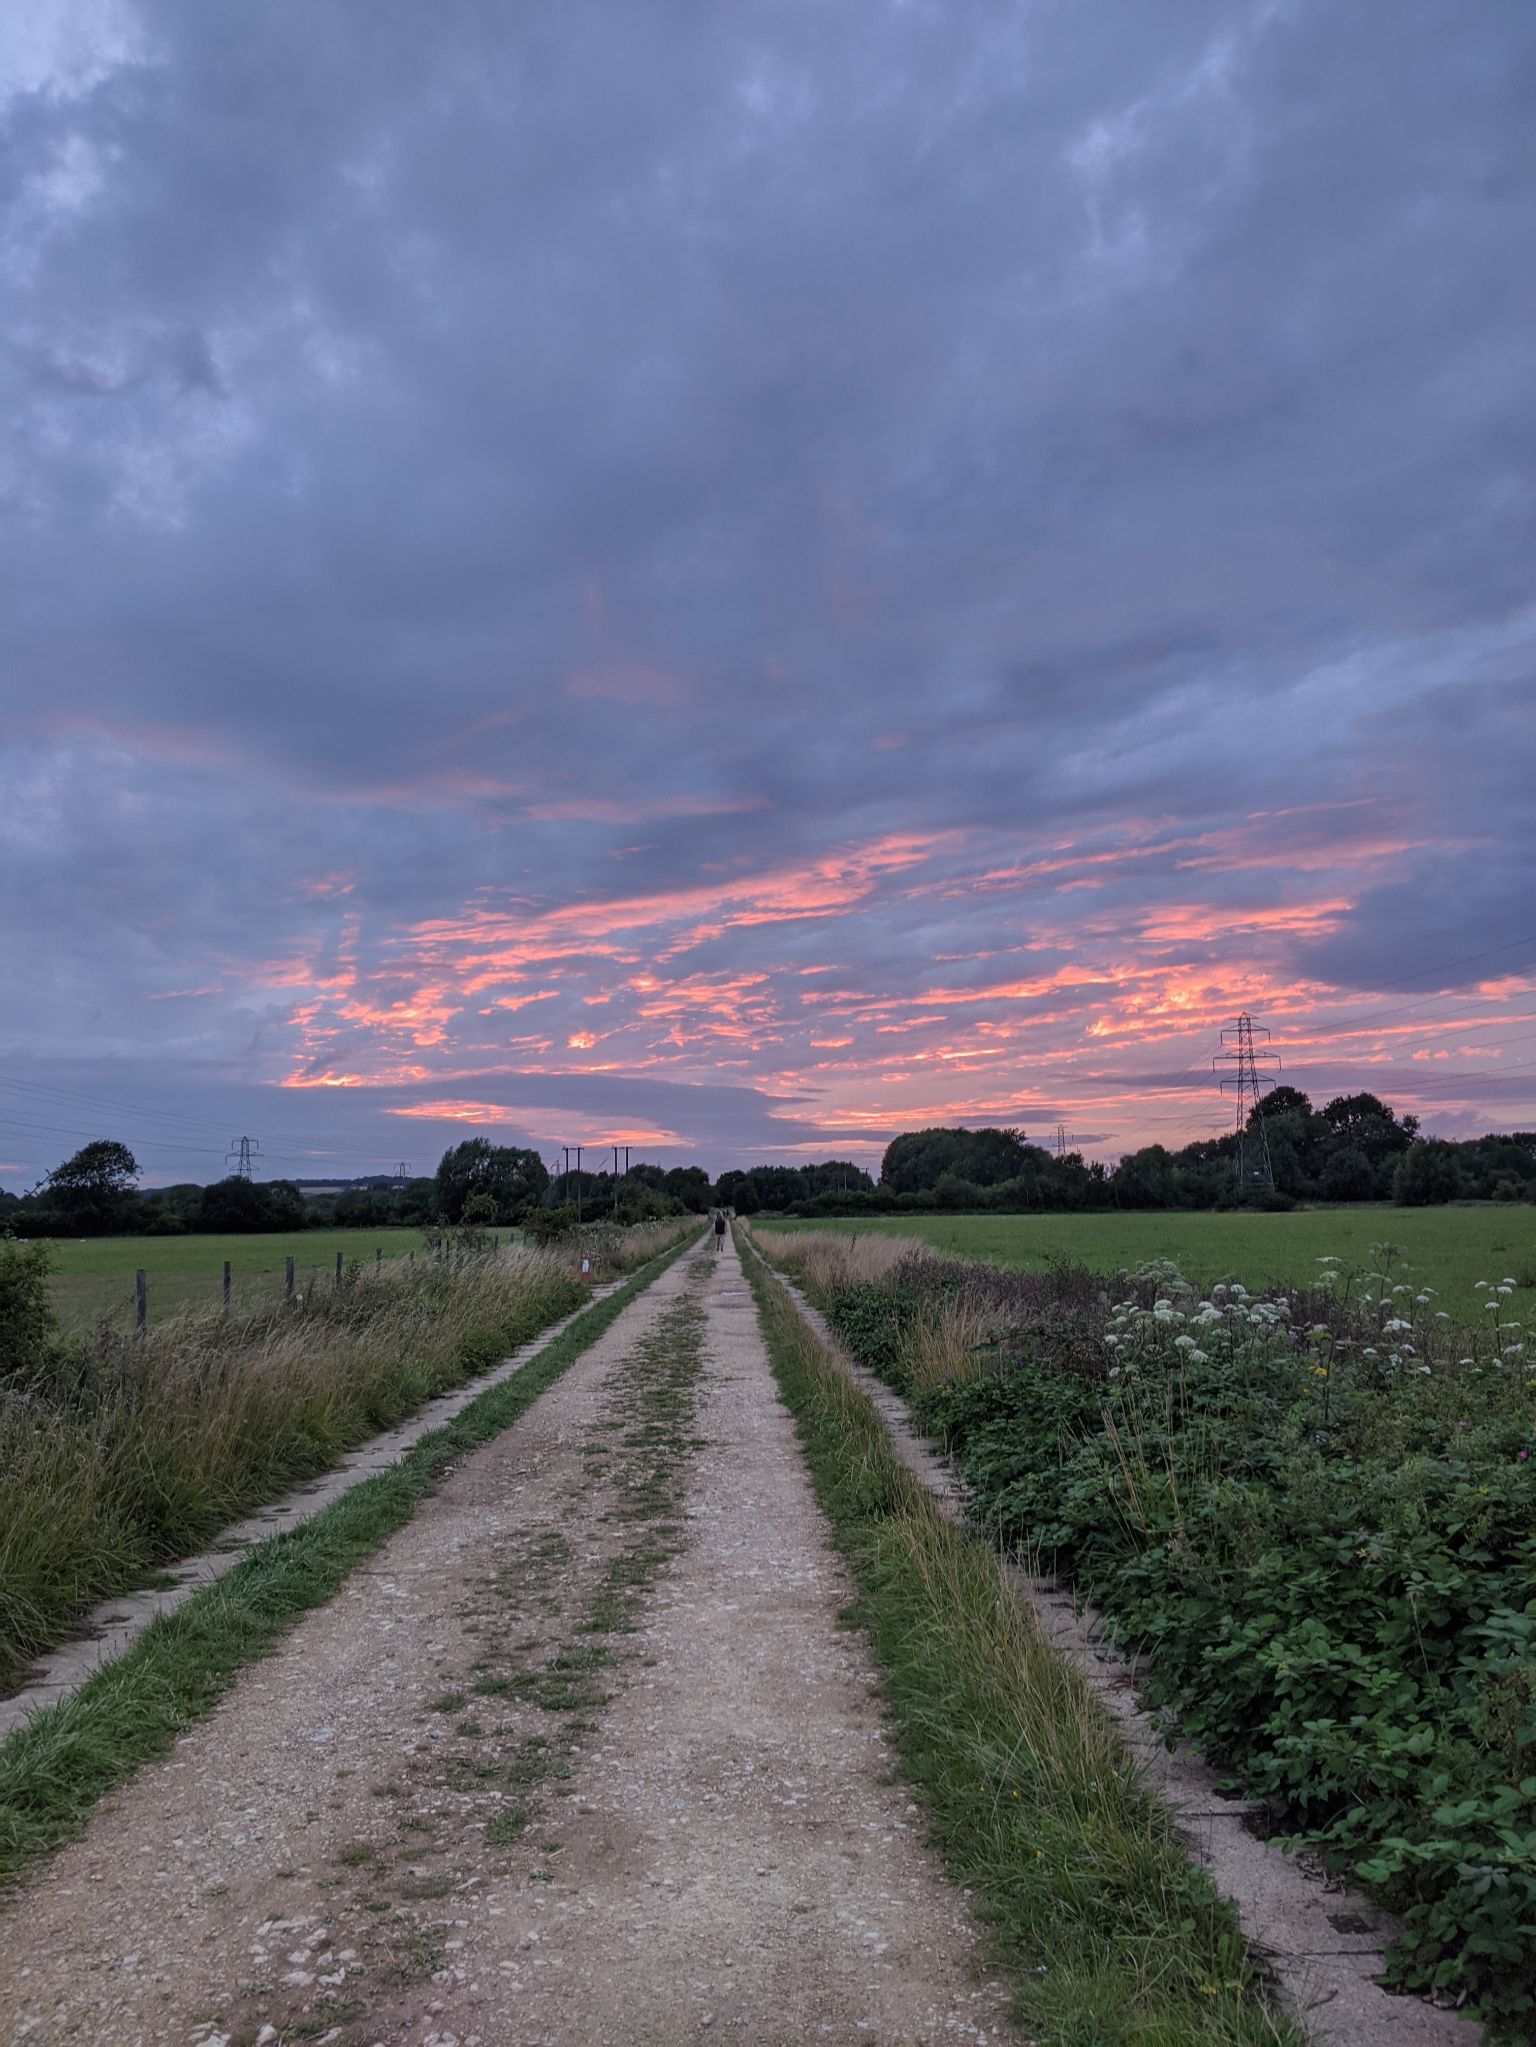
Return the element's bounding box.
[844,1095,1533,1214]
[0,1138,876,1237]
[3,1096,1531,1239]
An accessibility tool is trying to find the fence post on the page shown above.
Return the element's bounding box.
[375,1247,382,1273]
[135,1268,146,1334]
[223,1260,231,1312]
[336,1250,344,1286]
[285,1255,295,1301]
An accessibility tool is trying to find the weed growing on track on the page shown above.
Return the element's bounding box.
[738,1232,1300,2047]
[0,1232,701,1894]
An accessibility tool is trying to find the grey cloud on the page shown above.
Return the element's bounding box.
[3,0,1536,1181]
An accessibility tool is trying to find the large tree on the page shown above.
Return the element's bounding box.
[881,1126,1031,1194]
[37,1139,140,1234]
[435,1138,549,1222]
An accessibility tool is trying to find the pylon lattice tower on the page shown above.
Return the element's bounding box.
[1055,1123,1069,1158]
[226,1136,261,1180]
[1213,1015,1280,1198]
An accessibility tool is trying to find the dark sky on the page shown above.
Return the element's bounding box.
[4,0,1535,1187]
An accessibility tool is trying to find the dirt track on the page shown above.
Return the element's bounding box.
[0,1238,1014,2047]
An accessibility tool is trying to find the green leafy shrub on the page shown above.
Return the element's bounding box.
[0,1237,63,1391]
[818,1244,1536,2034]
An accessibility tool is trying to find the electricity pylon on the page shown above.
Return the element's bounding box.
[1213,1015,1280,1198]
[225,1136,261,1180]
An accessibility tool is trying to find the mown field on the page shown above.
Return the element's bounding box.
[772,1204,1536,1323]
[45,1228,440,1332]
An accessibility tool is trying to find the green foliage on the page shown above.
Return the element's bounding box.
[661,1164,713,1212]
[35,1139,140,1234]
[0,1236,63,1389]
[826,1279,933,1388]
[612,1183,685,1223]
[742,1239,1299,2045]
[881,1124,1035,1194]
[524,1202,580,1244]
[1395,1140,1466,1207]
[194,1174,308,1232]
[716,1160,875,1212]
[822,1246,1536,2030]
[435,1137,549,1223]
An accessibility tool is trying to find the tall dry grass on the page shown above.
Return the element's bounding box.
[0,1231,693,1687]
[753,1226,1008,1393]
[750,1225,926,1295]
[890,1295,1006,1395]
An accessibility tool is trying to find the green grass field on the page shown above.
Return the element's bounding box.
[769,1204,1536,1324]
[44,1228,432,1332]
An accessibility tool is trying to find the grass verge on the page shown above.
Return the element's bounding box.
[0,1231,701,1894]
[738,1231,1302,2047]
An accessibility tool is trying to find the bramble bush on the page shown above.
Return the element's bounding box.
[812,1239,1536,2035]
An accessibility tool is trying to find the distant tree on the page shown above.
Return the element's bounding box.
[1322,1094,1417,1164]
[36,1140,140,1235]
[881,1127,1030,1194]
[523,1202,580,1245]
[799,1159,875,1198]
[1110,1145,1177,1210]
[435,1139,549,1223]
[196,1176,308,1232]
[614,1184,684,1223]
[1320,1147,1376,1202]
[662,1166,712,1213]
[1393,1141,1464,1207]
[1256,1086,1314,1121]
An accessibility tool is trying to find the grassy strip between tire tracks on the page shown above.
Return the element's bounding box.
[738,1231,1304,2047]
[0,1230,703,1893]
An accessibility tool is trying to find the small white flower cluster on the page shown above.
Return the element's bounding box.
[1472,1279,1534,1370]
[1102,1264,1305,1375]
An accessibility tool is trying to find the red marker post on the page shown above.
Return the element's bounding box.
[580,1251,592,1283]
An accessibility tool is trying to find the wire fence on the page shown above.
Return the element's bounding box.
[49,1235,525,1336]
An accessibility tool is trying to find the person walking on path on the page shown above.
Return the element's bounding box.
[712,1206,727,1253]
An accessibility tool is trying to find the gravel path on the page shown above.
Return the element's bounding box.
[0,1238,1014,2047]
